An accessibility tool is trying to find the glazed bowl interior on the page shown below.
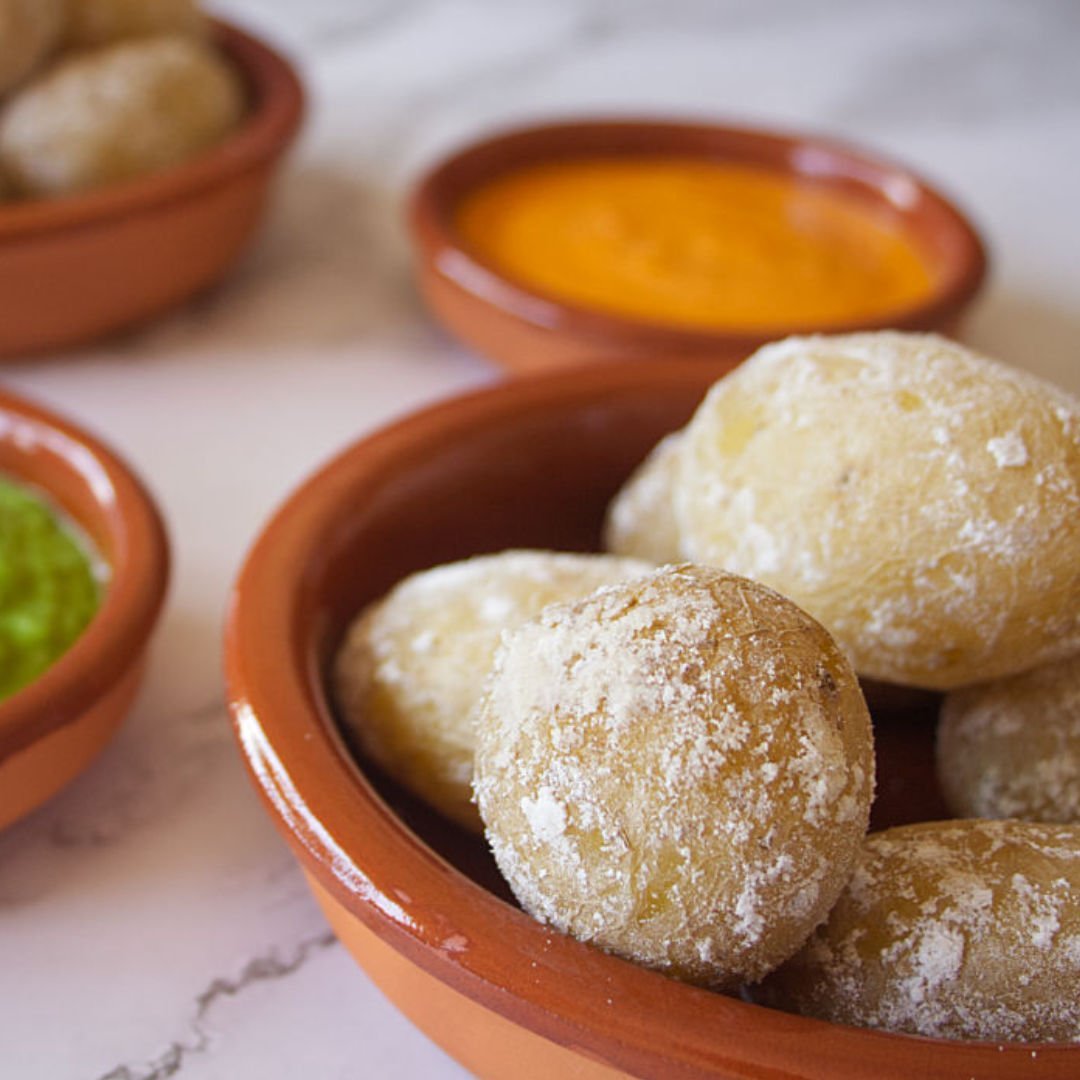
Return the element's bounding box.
[227,361,1074,1080]
[409,119,988,373]
[0,389,169,762]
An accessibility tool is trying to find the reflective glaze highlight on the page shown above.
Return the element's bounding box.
[226,361,1076,1079]
[0,389,169,829]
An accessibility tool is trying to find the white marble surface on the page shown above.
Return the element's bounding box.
[1,1,1078,1076]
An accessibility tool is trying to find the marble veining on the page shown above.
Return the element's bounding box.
[0,1,1077,1077]
[97,933,337,1080]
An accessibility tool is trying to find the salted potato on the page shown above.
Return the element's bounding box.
[937,652,1080,822]
[675,332,1080,690]
[603,431,685,564]
[0,35,244,199]
[0,0,63,97]
[758,819,1080,1042]
[64,0,207,49]
[474,564,874,989]
[333,550,651,832]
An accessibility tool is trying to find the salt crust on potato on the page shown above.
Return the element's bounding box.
[64,0,206,49]
[474,563,874,989]
[758,819,1080,1042]
[0,0,64,96]
[603,430,685,564]
[0,35,243,198]
[938,652,1080,823]
[333,550,651,833]
[675,332,1080,690]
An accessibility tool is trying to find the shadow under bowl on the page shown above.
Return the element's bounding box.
[0,19,305,358]
[409,117,988,376]
[0,388,169,830]
[225,361,1073,1079]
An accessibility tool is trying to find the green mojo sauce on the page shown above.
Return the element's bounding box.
[0,477,102,702]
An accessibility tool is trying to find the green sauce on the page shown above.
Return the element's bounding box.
[0,477,102,701]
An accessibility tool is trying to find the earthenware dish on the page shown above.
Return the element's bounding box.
[226,361,1073,1079]
[0,19,304,358]
[409,119,988,375]
[0,388,169,830]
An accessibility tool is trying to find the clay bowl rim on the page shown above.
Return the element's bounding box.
[408,116,989,355]
[0,17,304,242]
[225,361,1074,1079]
[0,388,170,763]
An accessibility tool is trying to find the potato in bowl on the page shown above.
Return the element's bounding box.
[226,354,1080,1079]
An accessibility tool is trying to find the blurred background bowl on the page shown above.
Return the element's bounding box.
[0,387,169,830]
[225,361,1075,1080]
[0,19,304,359]
[409,118,988,376]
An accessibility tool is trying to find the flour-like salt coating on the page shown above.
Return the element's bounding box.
[333,549,652,833]
[892,921,965,1005]
[521,786,567,843]
[674,332,1080,689]
[938,652,1080,823]
[988,431,1029,468]
[758,819,1080,1042]
[474,563,874,989]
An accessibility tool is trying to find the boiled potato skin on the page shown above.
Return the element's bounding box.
[333,550,651,832]
[758,819,1080,1042]
[675,332,1080,690]
[474,564,874,989]
[938,652,1080,823]
[603,431,685,565]
[0,35,243,199]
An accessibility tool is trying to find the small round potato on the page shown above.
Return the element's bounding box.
[937,652,1080,823]
[64,0,207,49]
[474,564,874,989]
[333,550,651,832]
[0,35,244,199]
[758,819,1080,1042]
[603,431,685,564]
[675,332,1080,690]
[0,0,64,96]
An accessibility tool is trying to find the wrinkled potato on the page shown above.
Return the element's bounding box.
[474,563,874,989]
[603,431,685,565]
[938,652,1080,822]
[333,550,651,832]
[675,332,1080,690]
[0,35,243,198]
[758,819,1080,1042]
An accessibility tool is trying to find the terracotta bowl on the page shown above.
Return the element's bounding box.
[0,388,169,829]
[226,361,1074,1080]
[0,19,304,358]
[409,118,988,375]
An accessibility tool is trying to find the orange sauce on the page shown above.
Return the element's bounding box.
[454,157,935,332]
